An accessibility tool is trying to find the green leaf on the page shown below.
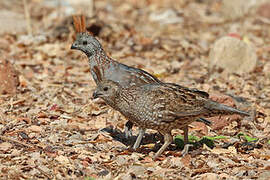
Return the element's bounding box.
[174,135,229,149]
[188,135,200,142]
[174,135,185,149]
[268,140,270,145]
[174,135,184,140]
[237,132,245,137]
[174,135,199,148]
[199,137,215,149]
[237,132,258,142]
[203,136,229,141]
[199,136,228,149]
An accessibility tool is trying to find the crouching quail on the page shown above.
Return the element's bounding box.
[93,80,250,159]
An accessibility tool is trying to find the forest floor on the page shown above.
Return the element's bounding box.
[0,0,269,179]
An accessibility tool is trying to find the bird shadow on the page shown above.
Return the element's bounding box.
[100,126,163,147]
[100,126,202,155]
[100,126,262,157]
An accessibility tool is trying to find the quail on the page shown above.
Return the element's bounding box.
[93,80,249,159]
[70,15,210,147]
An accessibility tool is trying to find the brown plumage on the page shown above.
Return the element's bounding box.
[70,15,210,147]
[93,80,249,159]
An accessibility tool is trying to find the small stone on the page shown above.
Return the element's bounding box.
[30,152,41,160]
[221,0,254,20]
[29,168,40,176]
[128,165,146,177]
[17,35,47,46]
[0,142,12,151]
[198,173,221,180]
[118,173,132,180]
[11,149,20,156]
[258,171,270,180]
[0,10,26,34]
[64,133,83,145]
[263,61,270,78]
[28,125,43,133]
[170,157,184,168]
[209,36,257,74]
[55,155,70,165]
[38,165,51,174]
[257,3,270,19]
[149,9,183,24]
[115,155,128,166]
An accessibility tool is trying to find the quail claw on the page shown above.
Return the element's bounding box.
[181,144,193,156]
[133,128,145,149]
[124,126,132,139]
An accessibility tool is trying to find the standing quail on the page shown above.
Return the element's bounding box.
[70,15,210,147]
[93,80,250,159]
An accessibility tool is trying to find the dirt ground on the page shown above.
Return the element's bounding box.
[0,0,269,179]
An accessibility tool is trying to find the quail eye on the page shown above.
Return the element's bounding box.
[82,40,87,45]
[103,87,108,91]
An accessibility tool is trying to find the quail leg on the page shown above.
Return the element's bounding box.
[131,125,188,149]
[182,119,211,154]
[128,119,209,145]
[132,125,190,152]
[183,125,189,144]
[133,128,146,149]
[153,132,173,159]
[182,125,193,156]
[131,120,206,152]
[124,121,133,138]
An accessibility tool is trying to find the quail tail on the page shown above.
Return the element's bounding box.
[205,101,249,116]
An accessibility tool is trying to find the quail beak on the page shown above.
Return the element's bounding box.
[70,44,77,49]
[92,91,102,99]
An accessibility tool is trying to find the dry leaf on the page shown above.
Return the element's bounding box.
[0,142,12,151]
[28,125,42,133]
[211,146,237,155]
[55,155,70,165]
[0,0,268,179]
[0,60,19,95]
[181,154,191,167]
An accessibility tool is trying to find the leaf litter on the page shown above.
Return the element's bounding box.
[0,0,269,179]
